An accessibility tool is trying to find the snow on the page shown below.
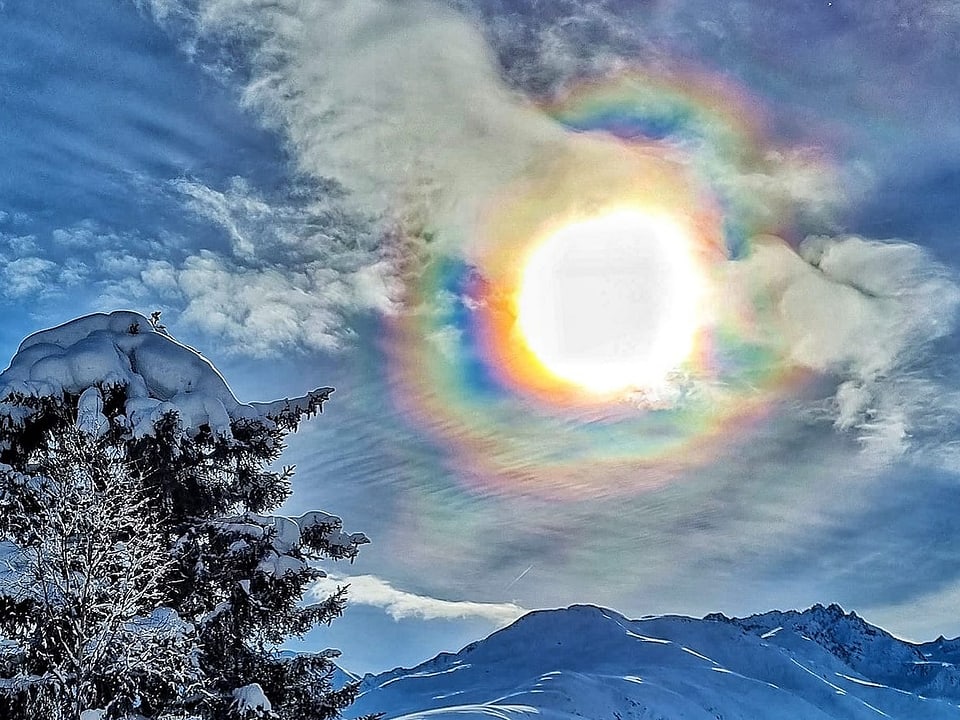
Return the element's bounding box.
[217,511,368,556]
[232,683,272,712]
[388,704,540,720]
[0,311,333,441]
[680,646,716,663]
[126,606,193,637]
[295,510,371,553]
[76,386,108,436]
[625,630,671,644]
[269,516,301,554]
[257,552,307,578]
[217,520,267,539]
[837,673,893,689]
[199,601,232,626]
[212,509,368,579]
[349,604,960,720]
[296,510,340,532]
[379,665,473,688]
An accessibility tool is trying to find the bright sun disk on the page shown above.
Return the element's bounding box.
[516,209,705,395]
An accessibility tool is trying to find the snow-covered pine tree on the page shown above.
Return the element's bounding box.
[0,311,373,720]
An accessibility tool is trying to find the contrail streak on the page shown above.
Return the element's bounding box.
[505,565,533,591]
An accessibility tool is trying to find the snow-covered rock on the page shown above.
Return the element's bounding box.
[0,311,332,441]
[349,604,960,720]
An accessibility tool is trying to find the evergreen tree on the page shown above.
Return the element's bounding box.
[0,312,374,720]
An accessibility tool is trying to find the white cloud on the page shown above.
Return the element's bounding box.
[726,233,959,456]
[130,0,851,359]
[130,0,959,459]
[313,573,526,626]
[172,251,387,355]
[0,234,39,255]
[140,260,181,300]
[3,257,60,299]
[145,0,567,254]
[190,0,839,243]
[0,222,168,312]
[0,205,401,355]
[173,177,295,262]
[162,177,401,352]
[238,0,560,224]
[134,0,190,25]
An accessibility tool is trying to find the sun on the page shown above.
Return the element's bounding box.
[516,209,706,395]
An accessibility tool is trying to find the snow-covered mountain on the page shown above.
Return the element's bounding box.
[348,604,960,720]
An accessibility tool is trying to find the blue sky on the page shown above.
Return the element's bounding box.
[4,0,960,675]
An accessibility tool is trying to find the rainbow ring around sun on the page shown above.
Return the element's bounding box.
[384,68,823,498]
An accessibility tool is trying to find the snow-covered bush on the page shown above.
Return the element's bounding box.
[0,312,372,720]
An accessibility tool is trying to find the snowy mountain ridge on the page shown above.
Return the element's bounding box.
[348,603,960,719]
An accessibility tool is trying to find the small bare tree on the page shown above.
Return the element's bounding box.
[0,428,200,719]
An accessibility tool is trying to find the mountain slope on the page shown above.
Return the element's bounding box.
[348,604,960,720]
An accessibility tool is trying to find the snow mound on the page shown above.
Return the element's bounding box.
[0,311,332,441]
[232,683,272,713]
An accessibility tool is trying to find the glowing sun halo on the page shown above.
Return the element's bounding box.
[516,209,705,395]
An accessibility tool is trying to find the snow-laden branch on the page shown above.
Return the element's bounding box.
[0,311,333,441]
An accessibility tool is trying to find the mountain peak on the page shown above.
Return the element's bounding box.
[351,603,960,720]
